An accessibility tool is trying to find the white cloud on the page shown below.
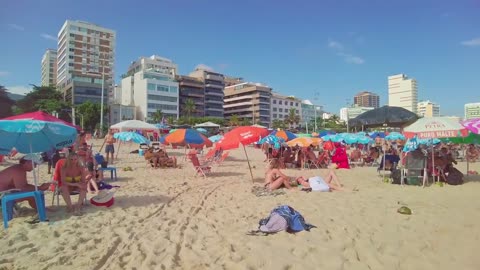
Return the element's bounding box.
[328,39,344,50]
[40,33,57,41]
[8,23,24,31]
[461,38,480,47]
[6,85,32,95]
[338,52,365,64]
[0,71,10,77]
[328,39,365,64]
[195,64,214,71]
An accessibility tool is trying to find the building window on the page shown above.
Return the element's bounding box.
[290,102,293,106]
[156,85,169,92]
[296,110,299,113]
[279,101,282,105]
[147,83,156,91]
[273,114,277,118]
[295,102,298,106]
[273,100,277,104]
[273,108,277,112]
[279,108,283,112]
[169,86,178,93]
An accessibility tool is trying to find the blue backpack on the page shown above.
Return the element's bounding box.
[260,205,315,233]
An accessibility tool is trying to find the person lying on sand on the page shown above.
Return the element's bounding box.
[291,170,345,192]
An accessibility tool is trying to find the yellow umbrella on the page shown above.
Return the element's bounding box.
[286,137,323,147]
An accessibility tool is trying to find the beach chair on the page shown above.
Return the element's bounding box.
[403,150,428,186]
[201,148,216,163]
[187,153,212,179]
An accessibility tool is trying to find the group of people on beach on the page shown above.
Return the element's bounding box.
[0,130,119,214]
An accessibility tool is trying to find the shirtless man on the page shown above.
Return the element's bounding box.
[0,158,50,209]
[104,130,116,164]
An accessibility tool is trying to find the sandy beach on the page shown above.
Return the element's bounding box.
[1,139,480,270]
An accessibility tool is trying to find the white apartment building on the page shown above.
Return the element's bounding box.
[56,20,116,105]
[41,49,57,87]
[120,55,179,122]
[271,93,302,126]
[301,100,323,126]
[465,102,480,120]
[388,74,418,114]
[417,100,440,117]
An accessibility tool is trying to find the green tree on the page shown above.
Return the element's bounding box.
[183,98,196,124]
[151,109,163,123]
[286,108,300,129]
[228,115,240,126]
[271,119,286,129]
[15,85,71,121]
[75,101,107,131]
[166,116,175,125]
[0,85,14,118]
[240,117,251,126]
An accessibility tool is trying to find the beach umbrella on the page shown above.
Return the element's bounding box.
[208,134,224,143]
[113,131,150,144]
[441,132,480,144]
[319,130,336,137]
[357,136,373,145]
[461,118,480,134]
[161,128,212,147]
[196,128,208,134]
[296,133,313,138]
[348,105,419,128]
[0,119,77,190]
[385,132,405,141]
[216,126,269,182]
[258,135,285,149]
[3,110,81,131]
[169,129,177,134]
[404,117,468,139]
[286,137,323,147]
[370,132,386,139]
[270,129,297,141]
[154,123,170,129]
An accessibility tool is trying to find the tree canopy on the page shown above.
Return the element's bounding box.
[0,85,14,118]
[15,85,71,121]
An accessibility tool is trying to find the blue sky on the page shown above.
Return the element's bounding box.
[1,0,479,117]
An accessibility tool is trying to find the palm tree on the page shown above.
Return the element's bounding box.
[183,98,196,124]
[229,114,240,126]
[287,108,300,129]
[151,109,163,123]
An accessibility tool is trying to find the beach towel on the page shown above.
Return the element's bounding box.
[258,205,315,233]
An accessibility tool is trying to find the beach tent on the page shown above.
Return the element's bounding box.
[110,120,158,132]
[194,121,220,128]
[349,106,418,129]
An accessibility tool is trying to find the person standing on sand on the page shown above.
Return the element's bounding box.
[104,130,116,164]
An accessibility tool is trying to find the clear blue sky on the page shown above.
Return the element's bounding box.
[1,0,479,116]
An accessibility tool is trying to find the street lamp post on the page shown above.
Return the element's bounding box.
[100,62,105,138]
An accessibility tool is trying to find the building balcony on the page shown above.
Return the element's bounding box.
[205,83,224,89]
[206,99,224,105]
[206,74,223,81]
[224,102,253,109]
[224,95,253,103]
[205,91,224,97]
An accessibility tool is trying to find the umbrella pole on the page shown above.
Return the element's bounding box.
[431,145,435,184]
[243,144,254,183]
[116,140,121,160]
[29,139,38,191]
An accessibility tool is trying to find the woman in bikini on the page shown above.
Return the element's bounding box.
[60,152,88,213]
[264,159,296,191]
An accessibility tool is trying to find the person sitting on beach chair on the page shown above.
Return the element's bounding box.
[467,144,479,162]
[0,158,50,209]
[157,149,177,168]
[60,151,88,213]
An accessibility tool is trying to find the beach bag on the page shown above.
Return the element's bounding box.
[259,205,315,233]
[391,169,402,184]
[446,167,464,185]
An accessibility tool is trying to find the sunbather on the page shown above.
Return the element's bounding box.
[0,158,50,209]
[290,170,344,192]
[264,159,293,191]
[60,152,87,213]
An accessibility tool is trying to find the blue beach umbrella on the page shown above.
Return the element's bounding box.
[258,135,285,149]
[270,130,297,141]
[196,128,208,134]
[160,128,212,147]
[208,134,224,143]
[113,131,150,144]
[385,132,405,141]
[357,136,374,144]
[0,119,77,190]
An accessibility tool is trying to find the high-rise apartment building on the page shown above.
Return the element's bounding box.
[271,93,302,127]
[189,68,225,118]
[56,20,115,105]
[224,82,272,126]
[41,49,57,87]
[354,91,379,108]
[417,100,440,117]
[120,55,179,122]
[465,102,480,120]
[388,74,418,114]
[176,75,205,118]
[301,100,323,128]
[340,105,374,122]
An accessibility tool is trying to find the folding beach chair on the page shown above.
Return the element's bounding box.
[403,150,428,186]
[187,153,212,179]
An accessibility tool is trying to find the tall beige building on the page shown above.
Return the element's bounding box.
[417,100,440,117]
[224,82,272,126]
[56,20,116,105]
[388,74,418,114]
[41,49,57,87]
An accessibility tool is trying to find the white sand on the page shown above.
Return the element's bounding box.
[1,139,480,270]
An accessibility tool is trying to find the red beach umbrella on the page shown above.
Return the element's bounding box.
[216,126,269,182]
[3,111,81,130]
